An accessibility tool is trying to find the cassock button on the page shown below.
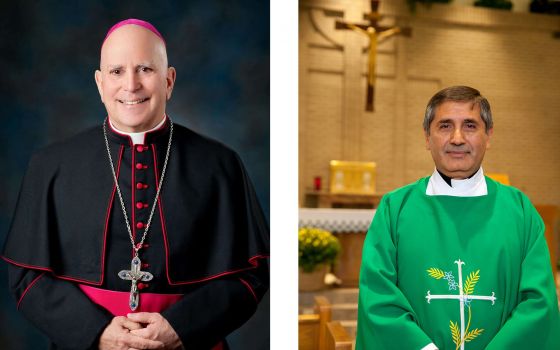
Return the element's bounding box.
[136,202,144,209]
[135,163,143,170]
[143,244,150,248]
[142,263,150,268]
[136,145,144,153]
[137,283,149,290]
[136,222,145,229]
[136,182,144,190]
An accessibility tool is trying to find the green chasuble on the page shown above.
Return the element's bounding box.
[356,177,560,350]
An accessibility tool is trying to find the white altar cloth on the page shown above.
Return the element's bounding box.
[299,208,376,233]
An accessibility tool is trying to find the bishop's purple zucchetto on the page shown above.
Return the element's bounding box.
[103,18,165,46]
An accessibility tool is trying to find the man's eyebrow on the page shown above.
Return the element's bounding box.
[462,118,480,124]
[436,118,480,124]
[104,63,156,70]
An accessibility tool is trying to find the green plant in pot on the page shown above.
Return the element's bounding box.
[299,227,341,291]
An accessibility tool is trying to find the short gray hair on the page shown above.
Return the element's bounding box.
[423,86,493,134]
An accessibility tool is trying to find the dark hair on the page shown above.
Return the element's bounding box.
[423,86,493,134]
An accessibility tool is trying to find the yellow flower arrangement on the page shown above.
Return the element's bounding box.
[298,227,341,273]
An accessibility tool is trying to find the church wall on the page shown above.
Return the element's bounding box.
[299,0,560,207]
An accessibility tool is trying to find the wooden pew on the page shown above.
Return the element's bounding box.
[326,321,353,350]
[299,296,332,350]
[535,205,558,281]
[314,296,331,349]
[299,313,321,350]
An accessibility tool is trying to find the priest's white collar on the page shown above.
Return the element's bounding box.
[108,116,167,145]
[426,167,487,197]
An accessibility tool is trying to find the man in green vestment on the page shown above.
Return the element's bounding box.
[356,86,560,350]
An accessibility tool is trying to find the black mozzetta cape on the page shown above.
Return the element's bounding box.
[2,118,270,349]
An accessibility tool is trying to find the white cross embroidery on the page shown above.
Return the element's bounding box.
[425,259,496,350]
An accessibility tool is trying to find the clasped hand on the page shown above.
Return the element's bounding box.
[99,312,183,350]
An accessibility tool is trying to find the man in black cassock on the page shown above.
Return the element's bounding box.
[2,19,269,350]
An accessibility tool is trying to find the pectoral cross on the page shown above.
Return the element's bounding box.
[118,255,153,311]
[336,0,411,111]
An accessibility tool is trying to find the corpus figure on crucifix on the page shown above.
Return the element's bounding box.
[356,86,560,349]
[336,0,410,111]
[346,24,403,111]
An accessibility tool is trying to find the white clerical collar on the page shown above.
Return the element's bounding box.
[109,116,166,145]
[426,167,487,197]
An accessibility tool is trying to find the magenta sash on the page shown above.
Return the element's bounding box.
[79,284,183,316]
[79,285,225,349]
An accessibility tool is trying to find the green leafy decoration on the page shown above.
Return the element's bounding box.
[463,270,480,295]
[427,268,445,279]
[449,320,460,347]
[464,328,484,342]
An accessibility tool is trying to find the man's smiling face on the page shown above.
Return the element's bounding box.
[95,24,176,132]
[425,100,493,179]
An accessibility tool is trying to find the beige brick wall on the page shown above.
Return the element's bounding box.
[299,0,560,207]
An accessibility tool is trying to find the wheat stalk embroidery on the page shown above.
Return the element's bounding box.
[449,321,461,346]
[463,270,480,296]
[427,268,445,279]
[426,261,495,350]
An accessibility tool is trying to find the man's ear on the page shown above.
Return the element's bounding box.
[166,67,176,100]
[486,127,493,150]
[94,70,104,103]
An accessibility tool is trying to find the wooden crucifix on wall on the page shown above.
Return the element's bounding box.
[336,0,411,111]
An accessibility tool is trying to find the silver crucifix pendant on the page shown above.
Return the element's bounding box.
[118,255,153,311]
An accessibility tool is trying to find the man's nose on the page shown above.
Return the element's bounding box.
[124,71,140,92]
[450,128,465,145]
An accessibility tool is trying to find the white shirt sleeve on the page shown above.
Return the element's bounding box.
[420,343,439,350]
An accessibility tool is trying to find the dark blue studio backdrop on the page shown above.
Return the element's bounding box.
[0,1,269,349]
